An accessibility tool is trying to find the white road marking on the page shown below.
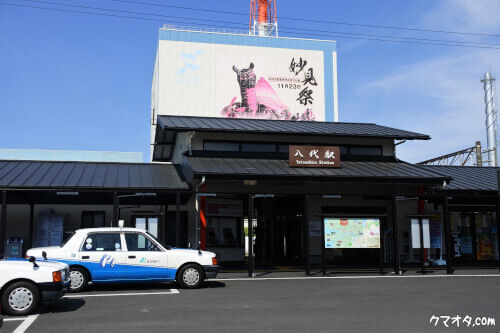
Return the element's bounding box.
[13,314,39,333]
[64,289,179,298]
[3,318,27,322]
[215,274,500,281]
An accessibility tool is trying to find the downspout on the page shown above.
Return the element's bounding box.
[188,131,196,156]
[195,176,206,253]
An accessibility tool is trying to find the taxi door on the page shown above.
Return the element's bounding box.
[79,232,127,282]
[122,232,171,281]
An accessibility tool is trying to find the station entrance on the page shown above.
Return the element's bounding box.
[251,195,305,267]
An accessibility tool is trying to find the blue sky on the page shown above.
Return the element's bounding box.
[1,0,499,163]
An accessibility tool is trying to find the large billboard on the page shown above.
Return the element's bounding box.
[324,218,380,249]
[151,28,338,158]
[158,40,326,121]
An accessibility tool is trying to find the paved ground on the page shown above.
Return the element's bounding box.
[2,269,499,332]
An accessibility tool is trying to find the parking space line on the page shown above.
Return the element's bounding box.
[215,274,500,281]
[64,289,179,298]
[3,317,27,322]
[13,314,39,333]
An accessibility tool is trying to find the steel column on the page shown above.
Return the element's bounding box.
[248,194,255,277]
[321,216,326,276]
[418,218,426,274]
[112,192,118,227]
[392,196,401,274]
[443,194,454,274]
[176,192,181,247]
[304,194,310,276]
[27,202,34,252]
[379,218,385,274]
[497,171,500,272]
[0,191,7,258]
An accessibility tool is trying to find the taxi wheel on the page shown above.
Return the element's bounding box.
[69,267,89,293]
[1,281,40,316]
[177,264,204,289]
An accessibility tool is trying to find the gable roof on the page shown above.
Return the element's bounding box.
[154,115,430,161]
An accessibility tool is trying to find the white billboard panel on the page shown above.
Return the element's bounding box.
[157,40,326,121]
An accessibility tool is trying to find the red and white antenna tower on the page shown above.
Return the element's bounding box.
[250,0,278,37]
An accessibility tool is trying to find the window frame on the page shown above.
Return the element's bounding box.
[79,232,123,252]
[122,231,166,252]
[202,140,384,158]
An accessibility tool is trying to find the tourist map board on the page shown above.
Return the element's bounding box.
[324,218,380,248]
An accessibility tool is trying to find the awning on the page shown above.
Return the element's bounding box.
[0,160,189,191]
[421,165,500,192]
[182,156,450,184]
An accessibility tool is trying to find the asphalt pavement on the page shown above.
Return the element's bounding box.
[2,270,499,333]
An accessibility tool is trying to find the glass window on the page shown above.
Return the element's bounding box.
[204,141,239,152]
[349,146,382,156]
[60,232,75,248]
[242,143,276,153]
[340,146,348,155]
[82,233,122,252]
[206,217,241,247]
[82,211,105,228]
[134,217,159,238]
[125,233,161,252]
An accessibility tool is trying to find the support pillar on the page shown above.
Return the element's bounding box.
[304,194,310,276]
[418,218,426,274]
[0,191,7,259]
[27,202,34,252]
[443,194,454,274]
[176,192,181,247]
[321,215,326,276]
[379,218,385,275]
[112,192,118,227]
[392,196,401,275]
[496,171,500,272]
[248,194,255,277]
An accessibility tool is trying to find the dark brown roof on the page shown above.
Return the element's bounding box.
[0,160,189,191]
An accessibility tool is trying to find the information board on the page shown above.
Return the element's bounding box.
[324,218,380,248]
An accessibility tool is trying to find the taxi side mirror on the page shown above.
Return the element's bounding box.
[29,256,39,268]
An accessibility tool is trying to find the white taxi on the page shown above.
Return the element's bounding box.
[26,226,219,291]
[0,257,69,315]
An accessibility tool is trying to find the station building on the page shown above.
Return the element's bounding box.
[0,27,498,274]
[1,115,498,274]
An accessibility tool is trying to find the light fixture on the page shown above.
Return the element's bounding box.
[253,194,274,198]
[322,195,341,199]
[56,192,79,196]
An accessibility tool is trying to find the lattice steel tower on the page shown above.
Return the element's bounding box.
[250,0,278,37]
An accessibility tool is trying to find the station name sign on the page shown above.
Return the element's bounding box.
[289,145,340,168]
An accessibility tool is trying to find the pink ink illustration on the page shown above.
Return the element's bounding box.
[222,62,316,121]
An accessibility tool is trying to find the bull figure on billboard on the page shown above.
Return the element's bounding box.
[223,62,316,121]
[232,63,257,113]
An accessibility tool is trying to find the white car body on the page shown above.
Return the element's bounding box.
[26,227,219,287]
[0,259,69,315]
